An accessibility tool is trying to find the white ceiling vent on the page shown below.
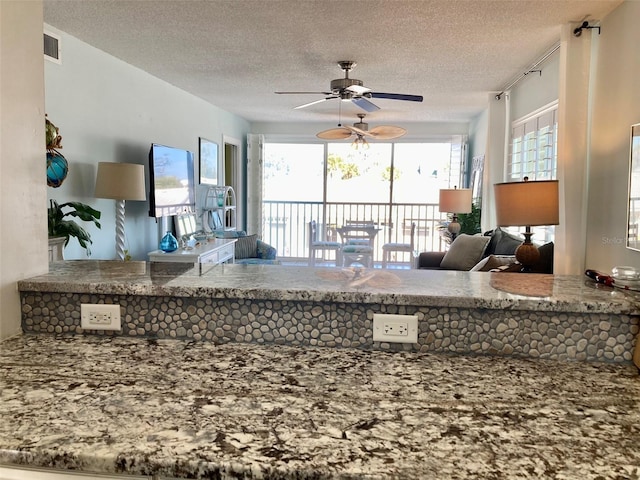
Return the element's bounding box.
[44,31,61,64]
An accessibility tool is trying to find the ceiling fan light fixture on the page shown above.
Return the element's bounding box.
[351,135,369,150]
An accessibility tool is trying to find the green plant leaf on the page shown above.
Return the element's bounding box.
[48,199,101,256]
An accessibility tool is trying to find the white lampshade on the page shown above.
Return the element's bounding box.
[439,188,472,213]
[494,180,559,227]
[95,162,146,201]
[94,162,146,261]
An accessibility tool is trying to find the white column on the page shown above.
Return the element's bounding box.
[555,23,594,275]
[0,1,47,340]
[246,133,264,237]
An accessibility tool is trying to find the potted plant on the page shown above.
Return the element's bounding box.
[48,200,101,256]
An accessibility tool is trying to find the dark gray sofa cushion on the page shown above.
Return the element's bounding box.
[484,227,524,256]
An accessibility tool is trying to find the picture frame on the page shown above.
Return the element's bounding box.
[199,137,218,185]
[627,124,640,251]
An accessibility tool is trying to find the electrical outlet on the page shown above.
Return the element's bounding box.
[80,304,121,331]
[373,314,418,343]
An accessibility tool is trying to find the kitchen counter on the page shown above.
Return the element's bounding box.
[1,334,639,479]
[17,261,640,314]
[17,262,640,364]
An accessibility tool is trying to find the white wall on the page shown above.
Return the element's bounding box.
[510,52,560,122]
[586,0,640,272]
[468,109,488,164]
[0,1,48,340]
[45,26,251,260]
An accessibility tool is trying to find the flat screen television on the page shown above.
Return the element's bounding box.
[148,143,196,218]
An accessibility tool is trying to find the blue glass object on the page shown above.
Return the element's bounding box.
[159,231,178,252]
[46,151,68,188]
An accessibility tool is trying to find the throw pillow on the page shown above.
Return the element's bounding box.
[485,227,524,256]
[531,241,554,274]
[470,255,518,272]
[256,240,277,260]
[440,234,491,271]
[235,234,258,259]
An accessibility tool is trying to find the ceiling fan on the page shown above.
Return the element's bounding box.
[317,114,407,149]
[275,61,423,112]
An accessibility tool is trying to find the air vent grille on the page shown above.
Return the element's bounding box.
[44,32,61,64]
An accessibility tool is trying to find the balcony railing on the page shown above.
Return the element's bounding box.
[262,201,448,265]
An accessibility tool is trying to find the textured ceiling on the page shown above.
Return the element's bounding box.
[43,0,621,125]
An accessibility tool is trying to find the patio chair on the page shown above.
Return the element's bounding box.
[382,222,416,268]
[308,220,342,267]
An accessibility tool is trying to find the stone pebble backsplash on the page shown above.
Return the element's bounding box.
[21,292,639,363]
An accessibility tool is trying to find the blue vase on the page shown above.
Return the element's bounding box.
[160,231,178,252]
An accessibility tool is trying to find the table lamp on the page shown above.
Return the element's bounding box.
[439,187,472,241]
[95,162,146,260]
[493,178,559,272]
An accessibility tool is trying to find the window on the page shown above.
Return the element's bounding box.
[507,102,558,244]
[261,138,466,259]
[508,102,558,181]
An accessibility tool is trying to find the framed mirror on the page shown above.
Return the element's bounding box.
[627,123,640,251]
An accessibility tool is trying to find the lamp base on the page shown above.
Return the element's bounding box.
[447,214,461,242]
[514,230,539,273]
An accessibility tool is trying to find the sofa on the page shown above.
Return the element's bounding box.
[417,227,554,274]
[213,230,280,265]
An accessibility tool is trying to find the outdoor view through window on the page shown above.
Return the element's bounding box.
[262,142,463,261]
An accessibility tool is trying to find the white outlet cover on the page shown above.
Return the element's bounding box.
[80,304,121,331]
[373,314,418,343]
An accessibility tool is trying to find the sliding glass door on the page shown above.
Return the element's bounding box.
[262,139,465,261]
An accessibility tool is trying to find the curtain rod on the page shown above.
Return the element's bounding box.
[495,42,561,100]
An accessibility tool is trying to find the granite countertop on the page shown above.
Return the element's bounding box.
[1,335,639,479]
[17,261,640,314]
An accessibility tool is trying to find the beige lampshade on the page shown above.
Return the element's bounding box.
[494,180,559,226]
[439,188,472,213]
[95,162,146,201]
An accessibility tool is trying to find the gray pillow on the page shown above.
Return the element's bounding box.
[235,234,258,259]
[440,234,491,270]
[486,227,523,256]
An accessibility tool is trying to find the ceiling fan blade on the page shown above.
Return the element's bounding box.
[370,92,424,102]
[352,97,380,112]
[316,127,353,140]
[294,96,338,110]
[344,125,375,137]
[346,85,371,95]
[275,91,333,95]
[369,125,407,140]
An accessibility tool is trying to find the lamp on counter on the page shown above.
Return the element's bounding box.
[494,178,559,272]
[95,162,146,260]
[439,187,472,241]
